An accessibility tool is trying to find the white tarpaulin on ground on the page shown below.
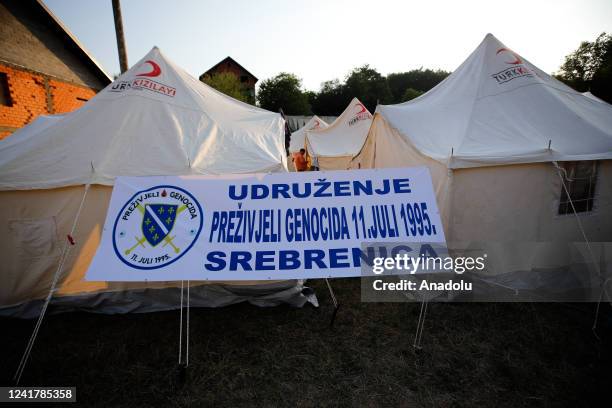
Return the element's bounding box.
[0,47,287,190]
[305,98,372,170]
[86,168,446,281]
[288,115,328,153]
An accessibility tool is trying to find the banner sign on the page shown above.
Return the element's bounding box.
[86,167,446,281]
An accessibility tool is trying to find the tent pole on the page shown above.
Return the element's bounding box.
[177,280,188,383]
[186,280,190,368]
[178,280,184,365]
[177,280,191,383]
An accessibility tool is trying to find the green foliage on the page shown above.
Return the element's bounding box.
[259,65,450,116]
[307,66,448,116]
[556,32,612,103]
[387,69,449,103]
[202,72,251,104]
[344,65,392,113]
[401,88,424,102]
[256,73,311,115]
[310,79,351,116]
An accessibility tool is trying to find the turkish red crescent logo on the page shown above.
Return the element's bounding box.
[136,60,162,77]
[496,48,522,65]
[355,102,367,114]
[308,120,320,130]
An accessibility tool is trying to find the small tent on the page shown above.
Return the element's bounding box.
[288,115,328,171]
[305,98,372,170]
[0,47,311,317]
[285,115,336,133]
[289,115,329,153]
[351,34,612,294]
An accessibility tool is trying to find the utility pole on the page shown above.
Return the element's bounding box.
[112,0,129,73]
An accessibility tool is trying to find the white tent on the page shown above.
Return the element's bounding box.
[351,34,612,296]
[305,98,372,170]
[0,47,311,317]
[0,47,287,190]
[288,115,329,153]
[285,115,336,133]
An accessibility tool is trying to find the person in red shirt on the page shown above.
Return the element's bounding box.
[293,148,308,172]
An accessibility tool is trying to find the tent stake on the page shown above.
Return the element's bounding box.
[413,299,429,350]
[325,278,340,328]
[177,281,190,385]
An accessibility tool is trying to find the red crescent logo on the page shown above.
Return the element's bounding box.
[308,120,320,130]
[136,60,162,77]
[355,102,367,114]
[496,48,522,65]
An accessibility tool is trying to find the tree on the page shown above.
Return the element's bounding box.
[401,88,424,102]
[309,65,450,116]
[344,65,392,113]
[257,73,311,115]
[202,72,251,104]
[310,79,351,116]
[556,32,612,103]
[386,69,449,103]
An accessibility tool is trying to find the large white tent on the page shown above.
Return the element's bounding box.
[0,47,287,189]
[0,47,312,317]
[351,34,612,295]
[289,115,329,153]
[305,98,372,170]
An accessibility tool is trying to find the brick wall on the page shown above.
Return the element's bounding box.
[0,63,97,140]
[50,78,95,113]
[1,1,109,91]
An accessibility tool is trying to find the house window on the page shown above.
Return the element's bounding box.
[240,75,248,83]
[0,73,12,106]
[558,161,598,215]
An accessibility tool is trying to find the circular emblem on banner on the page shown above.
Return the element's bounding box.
[112,185,203,270]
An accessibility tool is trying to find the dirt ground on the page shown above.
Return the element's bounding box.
[1,278,610,407]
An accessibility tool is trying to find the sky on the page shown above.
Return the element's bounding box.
[44,0,612,91]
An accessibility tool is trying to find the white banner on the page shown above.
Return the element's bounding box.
[86,167,446,281]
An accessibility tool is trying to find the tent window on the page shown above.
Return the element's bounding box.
[0,73,12,107]
[558,161,598,215]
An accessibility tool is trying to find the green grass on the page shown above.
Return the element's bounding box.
[1,278,610,407]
